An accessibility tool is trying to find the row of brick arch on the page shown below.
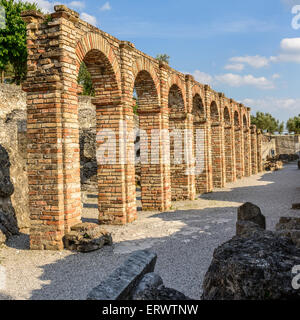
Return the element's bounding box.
[21,6,262,250]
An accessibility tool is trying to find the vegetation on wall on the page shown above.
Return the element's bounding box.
[0,0,38,84]
[155,54,170,64]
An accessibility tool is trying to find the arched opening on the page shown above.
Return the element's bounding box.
[168,84,190,201]
[243,114,250,177]
[210,101,224,188]
[134,70,167,211]
[79,49,132,225]
[234,110,242,179]
[193,94,208,193]
[223,107,234,183]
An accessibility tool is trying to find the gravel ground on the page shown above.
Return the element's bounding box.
[0,163,299,300]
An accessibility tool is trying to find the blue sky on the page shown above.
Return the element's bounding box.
[32,0,300,122]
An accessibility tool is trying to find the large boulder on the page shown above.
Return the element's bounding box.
[202,230,300,300]
[0,145,14,198]
[0,145,19,241]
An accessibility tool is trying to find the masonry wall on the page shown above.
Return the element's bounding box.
[261,134,300,161]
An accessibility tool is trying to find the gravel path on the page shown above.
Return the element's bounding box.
[0,163,299,300]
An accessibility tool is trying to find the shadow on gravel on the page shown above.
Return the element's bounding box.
[29,205,238,300]
[20,163,300,299]
[200,163,300,230]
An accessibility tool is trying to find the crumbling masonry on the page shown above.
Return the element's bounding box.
[21,6,263,250]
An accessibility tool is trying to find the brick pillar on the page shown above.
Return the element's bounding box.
[168,76,195,201]
[251,125,258,175]
[211,123,224,188]
[224,124,234,182]
[194,121,211,193]
[133,62,171,211]
[94,100,136,224]
[243,128,251,177]
[257,131,263,172]
[235,127,243,179]
[169,112,195,201]
[22,7,82,250]
[119,41,137,223]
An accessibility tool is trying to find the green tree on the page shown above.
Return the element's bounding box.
[156,54,170,64]
[0,0,38,84]
[77,62,95,96]
[251,111,282,134]
[287,114,300,134]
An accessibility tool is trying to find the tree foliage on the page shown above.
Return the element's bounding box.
[251,111,282,134]
[77,62,95,96]
[286,114,300,134]
[156,54,170,64]
[0,0,38,84]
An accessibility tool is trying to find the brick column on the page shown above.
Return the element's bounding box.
[210,123,225,188]
[243,127,251,177]
[257,131,263,172]
[224,124,234,182]
[251,125,258,175]
[234,127,243,179]
[22,7,82,250]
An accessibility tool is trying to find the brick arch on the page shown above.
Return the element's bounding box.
[132,57,160,100]
[242,113,248,128]
[210,101,220,122]
[192,93,206,121]
[167,74,186,110]
[224,106,231,126]
[168,83,185,115]
[75,33,121,89]
[134,70,159,111]
[234,110,240,127]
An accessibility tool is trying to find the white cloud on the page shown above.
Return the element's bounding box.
[80,12,97,25]
[68,1,85,10]
[100,1,111,11]
[191,70,214,85]
[271,38,300,63]
[272,73,281,79]
[224,63,244,71]
[242,97,300,121]
[215,73,274,89]
[229,55,270,69]
[22,0,54,13]
[281,0,300,8]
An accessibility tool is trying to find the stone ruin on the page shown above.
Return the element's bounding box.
[0,5,265,250]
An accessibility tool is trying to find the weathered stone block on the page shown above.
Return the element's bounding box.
[63,222,112,252]
[87,250,157,300]
[237,202,266,230]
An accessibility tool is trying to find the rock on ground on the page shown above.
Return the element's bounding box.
[64,223,112,252]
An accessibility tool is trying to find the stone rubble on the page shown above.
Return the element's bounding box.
[63,222,112,252]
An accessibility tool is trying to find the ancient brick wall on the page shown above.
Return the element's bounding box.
[18,5,261,250]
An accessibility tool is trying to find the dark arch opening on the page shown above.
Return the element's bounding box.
[234,111,240,127]
[224,107,231,126]
[210,101,219,122]
[78,49,120,223]
[133,70,160,210]
[192,94,205,122]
